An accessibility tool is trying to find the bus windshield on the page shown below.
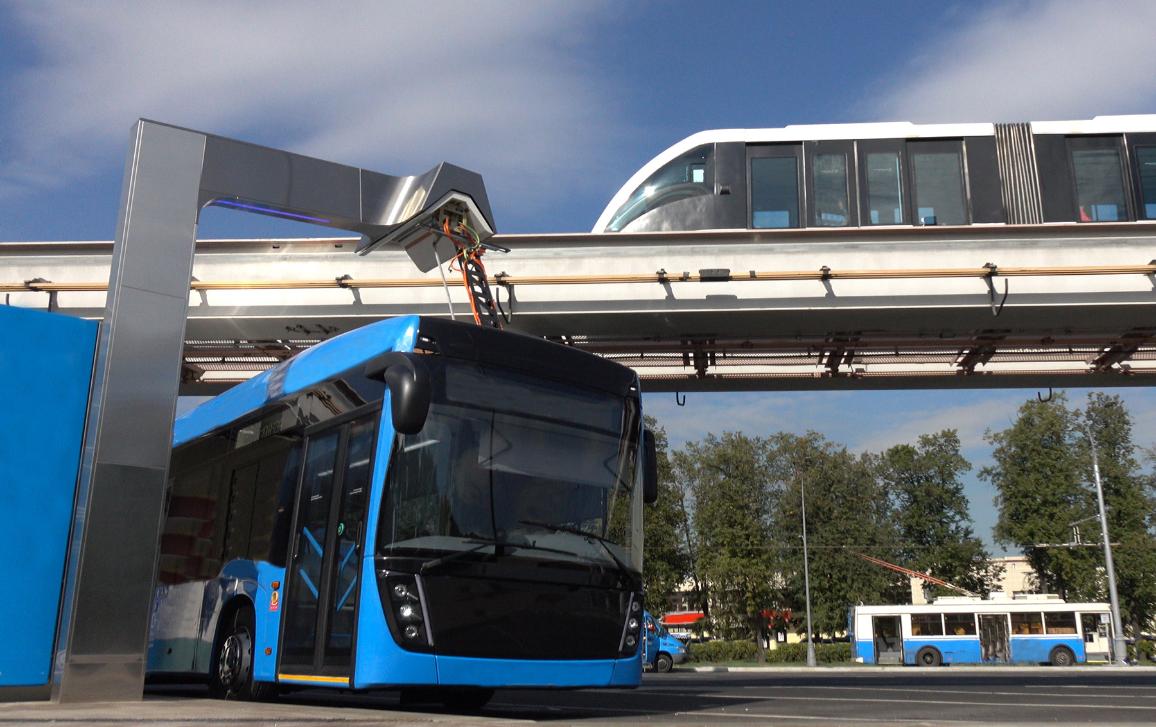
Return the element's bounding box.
[378,358,639,568]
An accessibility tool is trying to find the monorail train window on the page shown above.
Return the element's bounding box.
[606,144,712,231]
[1136,147,1156,219]
[1068,137,1128,221]
[910,142,967,226]
[864,151,904,225]
[750,154,800,228]
[812,153,850,226]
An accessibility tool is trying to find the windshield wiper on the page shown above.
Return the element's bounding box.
[518,519,633,585]
[419,537,504,575]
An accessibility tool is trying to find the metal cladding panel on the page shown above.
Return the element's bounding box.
[0,307,97,687]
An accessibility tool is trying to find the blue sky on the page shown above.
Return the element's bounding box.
[4,0,1156,547]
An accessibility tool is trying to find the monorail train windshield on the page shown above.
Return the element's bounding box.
[606,144,712,231]
[593,116,1156,233]
[380,357,640,567]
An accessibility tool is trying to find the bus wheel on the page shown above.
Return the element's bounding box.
[656,653,674,673]
[209,606,274,701]
[1049,646,1075,666]
[916,647,942,667]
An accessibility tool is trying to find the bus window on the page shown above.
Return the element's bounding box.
[1069,138,1128,221]
[1137,146,1156,219]
[750,156,800,228]
[910,142,967,225]
[812,153,850,226]
[911,613,944,636]
[1011,611,1044,635]
[865,151,904,225]
[944,612,977,635]
[1044,611,1078,635]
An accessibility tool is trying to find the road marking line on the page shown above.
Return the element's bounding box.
[772,685,1156,700]
[635,688,1156,710]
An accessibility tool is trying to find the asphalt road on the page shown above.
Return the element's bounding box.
[5,668,1156,726]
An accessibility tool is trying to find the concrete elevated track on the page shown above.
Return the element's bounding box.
[3,222,1155,393]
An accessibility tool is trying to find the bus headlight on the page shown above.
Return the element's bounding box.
[378,572,433,650]
[619,592,643,657]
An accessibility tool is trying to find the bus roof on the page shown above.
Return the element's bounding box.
[173,315,420,447]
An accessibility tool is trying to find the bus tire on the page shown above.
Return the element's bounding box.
[915,646,942,667]
[209,604,275,701]
[1049,646,1075,666]
[656,653,674,673]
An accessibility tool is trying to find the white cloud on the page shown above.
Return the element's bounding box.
[865,0,1156,122]
[0,1,620,219]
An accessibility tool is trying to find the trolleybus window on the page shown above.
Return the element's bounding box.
[910,143,967,225]
[1011,611,1044,635]
[1044,611,1078,635]
[911,613,944,636]
[865,151,904,225]
[944,612,977,635]
[750,156,799,228]
[1069,139,1128,221]
[1137,146,1156,219]
[812,153,850,226]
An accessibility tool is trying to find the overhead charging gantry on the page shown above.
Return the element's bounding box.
[53,120,497,703]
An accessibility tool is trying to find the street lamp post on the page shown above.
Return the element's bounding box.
[801,478,817,667]
[1085,426,1128,665]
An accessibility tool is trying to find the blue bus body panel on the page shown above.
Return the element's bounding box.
[854,638,875,664]
[173,316,419,446]
[0,307,97,686]
[1010,636,1084,664]
[435,655,637,688]
[903,638,982,665]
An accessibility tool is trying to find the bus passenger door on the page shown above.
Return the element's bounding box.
[979,614,1010,663]
[872,616,902,665]
[279,413,376,683]
[1081,613,1111,662]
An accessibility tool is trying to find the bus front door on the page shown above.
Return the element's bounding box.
[1081,613,1111,662]
[872,616,902,665]
[279,414,376,684]
[979,614,1010,663]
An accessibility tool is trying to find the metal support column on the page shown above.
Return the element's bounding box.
[53,121,207,702]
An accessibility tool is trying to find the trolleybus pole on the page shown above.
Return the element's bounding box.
[1085,422,1128,665]
[801,477,816,668]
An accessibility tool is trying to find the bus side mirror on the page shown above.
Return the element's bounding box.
[642,428,658,504]
[364,352,431,435]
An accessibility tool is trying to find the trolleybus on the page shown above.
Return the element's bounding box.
[146,315,657,707]
[594,116,1156,233]
[849,596,1114,667]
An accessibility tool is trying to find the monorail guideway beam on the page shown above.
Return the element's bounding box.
[54,119,493,703]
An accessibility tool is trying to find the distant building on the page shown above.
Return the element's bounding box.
[910,555,1037,605]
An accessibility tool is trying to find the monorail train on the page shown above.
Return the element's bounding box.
[592,116,1156,233]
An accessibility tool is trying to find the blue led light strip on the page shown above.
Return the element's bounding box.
[211,198,332,224]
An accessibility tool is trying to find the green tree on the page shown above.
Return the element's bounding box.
[676,432,779,660]
[768,432,901,636]
[878,430,1002,597]
[641,417,692,616]
[983,393,1101,599]
[1076,394,1156,635]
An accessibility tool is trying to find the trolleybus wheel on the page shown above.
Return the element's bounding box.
[915,646,942,667]
[656,652,674,673]
[209,605,274,701]
[1049,646,1075,666]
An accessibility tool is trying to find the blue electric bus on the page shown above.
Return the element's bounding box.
[146,315,656,707]
[850,597,1114,667]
